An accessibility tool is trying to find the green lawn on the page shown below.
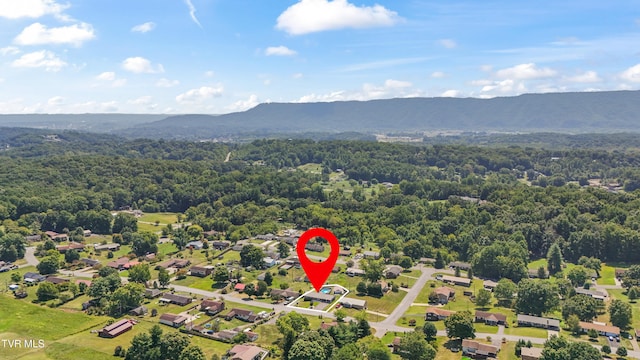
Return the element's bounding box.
[346,290,406,315]
[503,326,549,338]
[599,265,616,286]
[138,212,180,225]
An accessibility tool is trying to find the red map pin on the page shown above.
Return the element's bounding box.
[296,228,340,292]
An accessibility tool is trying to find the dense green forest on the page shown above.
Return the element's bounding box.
[3,133,640,279]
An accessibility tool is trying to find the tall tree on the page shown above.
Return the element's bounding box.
[113,213,138,234]
[494,278,517,307]
[515,279,559,316]
[444,311,475,340]
[240,244,265,269]
[362,259,385,283]
[128,264,151,284]
[398,331,436,360]
[562,294,598,321]
[158,267,170,287]
[609,299,632,329]
[547,243,563,275]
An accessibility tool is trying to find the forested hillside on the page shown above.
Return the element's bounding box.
[3,136,640,280]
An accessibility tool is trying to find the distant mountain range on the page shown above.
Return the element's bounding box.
[2,91,640,139]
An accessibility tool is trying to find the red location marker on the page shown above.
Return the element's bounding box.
[296,228,340,292]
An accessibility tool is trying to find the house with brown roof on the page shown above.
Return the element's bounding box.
[145,288,162,298]
[475,311,507,326]
[155,258,191,270]
[425,307,455,321]
[483,280,498,291]
[129,305,148,316]
[392,337,402,353]
[98,319,133,338]
[270,288,299,300]
[159,293,192,306]
[45,276,70,285]
[46,231,69,241]
[94,243,120,251]
[346,267,366,277]
[225,308,258,322]
[461,339,499,358]
[320,321,338,330]
[226,344,268,360]
[449,261,472,271]
[339,250,352,257]
[616,269,627,279]
[190,265,215,277]
[107,257,134,270]
[234,283,246,292]
[212,240,230,250]
[521,347,543,360]
[159,313,187,328]
[433,286,456,304]
[56,242,85,253]
[304,292,335,303]
[200,300,224,315]
[579,321,620,337]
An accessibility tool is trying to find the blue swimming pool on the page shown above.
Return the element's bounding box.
[320,287,331,294]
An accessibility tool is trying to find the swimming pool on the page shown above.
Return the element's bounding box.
[320,287,331,294]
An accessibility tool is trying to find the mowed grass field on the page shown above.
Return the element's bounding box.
[0,294,110,360]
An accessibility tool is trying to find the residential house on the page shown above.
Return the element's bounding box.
[159,293,192,306]
[203,230,219,239]
[255,234,277,241]
[521,347,543,360]
[226,344,268,360]
[346,268,366,277]
[98,319,133,338]
[282,237,298,246]
[449,261,472,271]
[340,298,367,310]
[190,265,215,277]
[45,231,68,241]
[339,250,352,257]
[304,292,335,303]
[94,243,120,251]
[441,275,471,287]
[475,311,507,326]
[56,242,85,253]
[107,257,133,270]
[263,257,276,268]
[385,265,403,279]
[517,314,560,331]
[579,321,620,337]
[129,306,148,316]
[244,331,259,342]
[159,313,187,328]
[574,287,607,301]
[75,279,92,287]
[83,230,92,237]
[305,243,324,252]
[211,241,230,250]
[200,300,224,315]
[234,283,246,292]
[25,234,42,242]
[145,288,162,298]
[23,272,46,283]
[483,280,498,292]
[461,339,499,358]
[186,240,204,250]
[45,276,69,285]
[433,286,456,304]
[636,329,640,340]
[155,258,190,269]
[270,288,299,300]
[363,251,380,259]
[285,257,301,268]
[425,307,455,321]
[615,269,627,279]
[80,258,100,267]
[332,265,341,273]
[392,337,402,354]
[419,257,436,265]
[225,308,258,322]
[320,321,338,330]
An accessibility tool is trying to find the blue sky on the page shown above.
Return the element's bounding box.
[1,0,639,114]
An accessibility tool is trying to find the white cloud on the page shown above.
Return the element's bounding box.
[276,0,401,35]
[480,64,493,72]
[470,79,493,86]
[11,50,66,71]
[431,71,446,78]
[156,78,180,87]
[95,71,126,87]
[96,71,115,81]
[131,22,155,33]
[265,46,297,56]
[183,0,202,28]
[438,39,457,49]
[292,73,304,79]
[0,0,69,19]
[47,96,64,106]
[296,79,418,103]
[176,85,224,104]
[338,56,431,72]
[565,70,601,83]
[495,63,557,80]
[226,94,260,112]
[128,96,157,110]
[620,64,640,83]
[441,90,461,97]
[204,70,215,77]
[480,79,527,96]
[0,46,20,56]
[122,57,164,74]
[14,22,95,47]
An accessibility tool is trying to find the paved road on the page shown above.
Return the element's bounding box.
[379,265,438,327]
[19,247,39,268]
